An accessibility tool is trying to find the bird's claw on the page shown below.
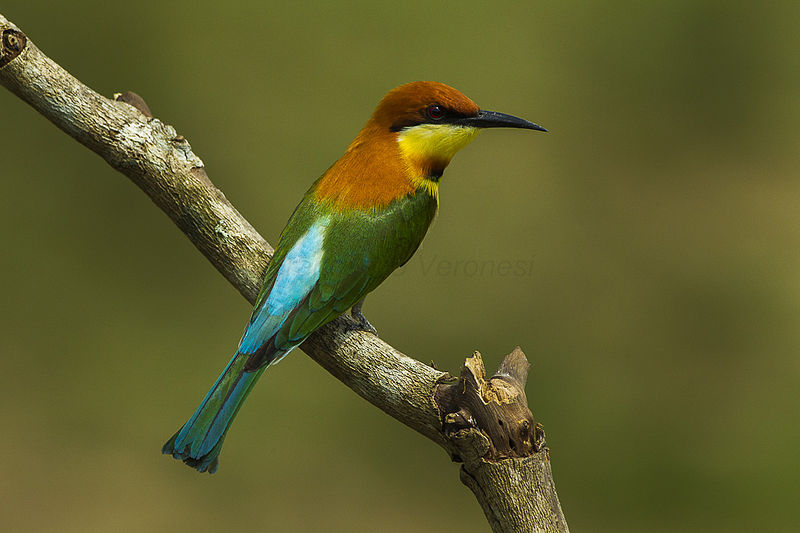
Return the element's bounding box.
[350,301,378,335]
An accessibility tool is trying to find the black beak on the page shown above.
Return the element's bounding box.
[454,110,547,132]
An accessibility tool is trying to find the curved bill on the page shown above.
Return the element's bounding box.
[454,110,547,132]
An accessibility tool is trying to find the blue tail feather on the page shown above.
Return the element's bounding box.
[162,351,269,473]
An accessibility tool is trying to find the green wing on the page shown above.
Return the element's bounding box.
[246,189,437,369]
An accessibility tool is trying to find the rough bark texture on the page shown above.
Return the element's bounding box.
[0,13,568,532]
[437,349,569,532]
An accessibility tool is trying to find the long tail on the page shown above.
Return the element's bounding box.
[162,352,269,474]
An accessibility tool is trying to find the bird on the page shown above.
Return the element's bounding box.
[162,81,546,473]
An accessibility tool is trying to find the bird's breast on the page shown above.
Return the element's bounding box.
[322,188,438,271]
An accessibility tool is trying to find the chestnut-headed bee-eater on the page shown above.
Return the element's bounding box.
[162,81,546,473]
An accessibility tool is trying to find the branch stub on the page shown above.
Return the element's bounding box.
[0,29,26,68]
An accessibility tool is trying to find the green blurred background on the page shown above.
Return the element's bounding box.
[2,1,799,531]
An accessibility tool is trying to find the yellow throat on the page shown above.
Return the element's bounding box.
[396,124,480,198]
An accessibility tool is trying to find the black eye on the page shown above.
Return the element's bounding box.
[426,105,445,121]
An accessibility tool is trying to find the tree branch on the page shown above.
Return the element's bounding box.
[0,14,568,532]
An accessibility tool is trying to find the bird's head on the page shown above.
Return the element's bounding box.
[367,81,546,181]
[315,81,545,210]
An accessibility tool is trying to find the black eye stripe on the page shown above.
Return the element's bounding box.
[390,118,423,132]
[388,107,475,132]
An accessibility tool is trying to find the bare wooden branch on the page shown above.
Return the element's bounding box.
[437,349,568,532]
[0,13,568,532]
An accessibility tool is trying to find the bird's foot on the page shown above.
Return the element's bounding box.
[349,300,378,335]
